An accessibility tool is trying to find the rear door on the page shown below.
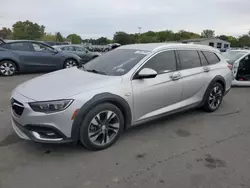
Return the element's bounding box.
[177,50,211,106]
[235,54,250,84]
[6,42,36,71]
[230,54,250,81]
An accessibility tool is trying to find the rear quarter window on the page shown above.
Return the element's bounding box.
[202,51,220,65]
[198,51,209,66]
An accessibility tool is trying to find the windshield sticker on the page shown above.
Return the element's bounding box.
[135,51,150,55]
[116,68,126,72]
[112,58,137,71]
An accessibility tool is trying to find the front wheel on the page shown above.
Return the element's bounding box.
[0,61,17,76]
[79,103,124,150]
[63,59,78,68]
[203,82,224,112]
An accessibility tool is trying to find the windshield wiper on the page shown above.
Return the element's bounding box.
[85,69,106,75]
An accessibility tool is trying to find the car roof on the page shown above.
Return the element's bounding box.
[119,43,220,53]
[4,40,50,46]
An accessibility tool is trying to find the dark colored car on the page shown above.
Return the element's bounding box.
[0,40,82,76]
[53,45,101,63]
[102,43,121,52]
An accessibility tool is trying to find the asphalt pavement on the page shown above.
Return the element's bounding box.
[0,74,250,188]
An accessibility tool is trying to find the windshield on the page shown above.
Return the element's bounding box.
[222,51,248,64]
[83,49,149,76]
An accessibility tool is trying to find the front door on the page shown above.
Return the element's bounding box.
[30,42,62,71]
[132,50,182,122]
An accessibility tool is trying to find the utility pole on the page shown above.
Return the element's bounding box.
[138,27,141,43]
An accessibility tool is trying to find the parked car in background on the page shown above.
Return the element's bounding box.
[54,45,101,63]
[11,43,231,150]
[222,50,250,86]
[44,41,69,46]
[0,40,82,76]
[103,43,121,52]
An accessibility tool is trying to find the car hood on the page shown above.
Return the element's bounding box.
[16,67,122,101]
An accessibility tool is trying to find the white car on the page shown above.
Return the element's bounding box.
[222,50,250,86]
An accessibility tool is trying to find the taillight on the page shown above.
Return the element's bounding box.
[227,64,232,70]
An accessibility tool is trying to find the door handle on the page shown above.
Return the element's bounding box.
[204,67,210,72]
[171,72,181,80]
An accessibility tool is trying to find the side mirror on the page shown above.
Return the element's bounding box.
[136,68,157,79]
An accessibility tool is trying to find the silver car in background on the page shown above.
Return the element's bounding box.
[11,43,232,150]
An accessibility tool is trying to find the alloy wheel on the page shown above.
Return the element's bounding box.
[208,85,223,110]
[65,60,77,68]
[88,111,120,146]
[0,62,16,76]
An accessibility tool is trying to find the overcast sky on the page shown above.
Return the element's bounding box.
[0,0,249,39]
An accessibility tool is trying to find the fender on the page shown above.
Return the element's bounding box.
[200,75,226,106]
[71,92,132,141]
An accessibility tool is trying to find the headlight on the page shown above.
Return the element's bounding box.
[29,99,73,113]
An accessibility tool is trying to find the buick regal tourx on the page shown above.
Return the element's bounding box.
[11,43,232,150]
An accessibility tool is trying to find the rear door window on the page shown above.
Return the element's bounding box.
[177,50,201,70]
[9,42,30,51]
[202,51,220,65]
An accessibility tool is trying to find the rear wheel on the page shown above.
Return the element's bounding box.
[203,82,224,112]
[79,103,124,150]
[64,59,78,68]
[0,61,17,76]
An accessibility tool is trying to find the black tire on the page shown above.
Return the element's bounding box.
[0,60,17,76]
[203,82,224,112]
[63,59,78,69]
[79,103,124,150]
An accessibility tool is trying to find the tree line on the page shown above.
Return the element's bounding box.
[1,20,250,47]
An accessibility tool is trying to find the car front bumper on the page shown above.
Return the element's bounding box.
[11,119,73,143]
[11,91,78,143]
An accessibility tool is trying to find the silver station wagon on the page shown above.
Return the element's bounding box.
[11,43,232,150]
